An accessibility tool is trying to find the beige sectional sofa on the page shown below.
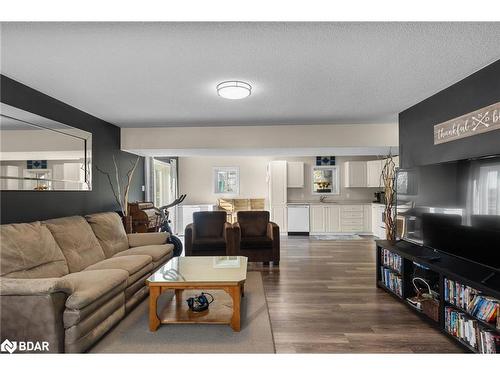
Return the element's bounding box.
[0,212,174,353]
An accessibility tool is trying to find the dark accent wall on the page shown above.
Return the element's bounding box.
[399,59,500,169]
[0,75,144,224]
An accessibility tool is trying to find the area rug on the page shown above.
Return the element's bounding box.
[312,234,363,240]
[90,271,275,353]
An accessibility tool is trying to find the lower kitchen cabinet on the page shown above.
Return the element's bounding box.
[310,204,370,234]
[310,205,326,233]
[270,204,287,234]
[325,205,341,232]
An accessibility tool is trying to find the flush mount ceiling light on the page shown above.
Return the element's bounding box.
[216,80,252,100]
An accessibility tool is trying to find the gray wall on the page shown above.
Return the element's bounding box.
[0,75,144,224]
[399,59,500,168]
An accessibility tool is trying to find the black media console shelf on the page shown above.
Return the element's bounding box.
[376,240,500,353]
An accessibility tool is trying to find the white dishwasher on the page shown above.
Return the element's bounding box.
[287,204,310,235]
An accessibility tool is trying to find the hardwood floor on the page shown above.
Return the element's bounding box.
[248,236,465,353]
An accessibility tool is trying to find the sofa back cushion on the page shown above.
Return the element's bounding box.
[0,221,69,278]
[44,216,106,273]
[237,211,270,237]
[193,211,227,238]
[85,212,129,258]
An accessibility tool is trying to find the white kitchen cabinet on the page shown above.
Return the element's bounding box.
[344,161,367,187]
[271,205,287,233]
[325,205,341,232]
[268,161,287,205]
[287,161,304,188]
[310,204,373,234]
[310,205,340,233]
[340,205,364,232]
[366,159,383,188]
[310,205,326,233]
[363,204,372,232]
[268,161,288,233]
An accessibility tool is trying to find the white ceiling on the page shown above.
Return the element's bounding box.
[1,22,499,128]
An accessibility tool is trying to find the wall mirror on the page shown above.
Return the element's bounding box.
[0,103,92,191]
[312,166,339,195]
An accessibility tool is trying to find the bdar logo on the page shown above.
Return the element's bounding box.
[1,339,17,354]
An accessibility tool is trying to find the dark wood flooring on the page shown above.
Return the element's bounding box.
[248,236,465,353]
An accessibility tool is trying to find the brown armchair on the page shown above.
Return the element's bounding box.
[233,211,280,265]
[184,211,233,256]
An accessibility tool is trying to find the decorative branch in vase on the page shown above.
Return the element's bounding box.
[95,155,140,233]
[380,152,397,242]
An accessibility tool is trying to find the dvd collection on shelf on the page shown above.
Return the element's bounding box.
[444,278,500,353]
[381,248,402,272]
[444,278,499,328]
[445,306,500,353]
[380,267,403,297]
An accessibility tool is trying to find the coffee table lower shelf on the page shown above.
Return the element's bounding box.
[148,282,245,332]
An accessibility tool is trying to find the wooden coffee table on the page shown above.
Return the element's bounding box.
[146,256,247,332]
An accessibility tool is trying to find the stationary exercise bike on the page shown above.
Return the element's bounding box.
[156,194,187,257]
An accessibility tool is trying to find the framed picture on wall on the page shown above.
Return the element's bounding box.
[213,167,240,195]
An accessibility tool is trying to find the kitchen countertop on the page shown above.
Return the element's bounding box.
[287,201,381,205]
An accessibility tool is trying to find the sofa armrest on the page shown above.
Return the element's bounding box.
[184,223,194,256]
[0,277,71,296]
[127,232,169,248]
[0,277,69,353]
[231,222,241,255]
[267,222,279,239]
[267,222,280,262]
[224,222,235,255]
[222,222,232,241]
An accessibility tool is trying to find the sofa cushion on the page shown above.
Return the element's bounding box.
[84,255,152,277]
[63,287,125,329]
[0,221,69,278]
[85,255,153,290]
[61,269,128,310]
[113,244,173,262]
[237,211,270,237]
[193,211,227,238]
[85,212,129,258]
[44,216,106,273]
[127,232,169,247]
[240,236,273,249]
[152,252,173,270]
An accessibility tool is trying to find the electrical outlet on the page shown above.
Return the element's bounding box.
[141,185,145,192]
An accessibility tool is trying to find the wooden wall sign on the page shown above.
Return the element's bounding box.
[434,101,500,145]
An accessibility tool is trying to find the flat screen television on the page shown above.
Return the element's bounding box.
[396,155,500,271]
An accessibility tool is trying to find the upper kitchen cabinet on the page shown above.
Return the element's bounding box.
[366,159,383,188]
[268,160,287,205]
[344,161,367,187]
[268,160,288,233]
[345,157,400,188]
[287,161,304,188]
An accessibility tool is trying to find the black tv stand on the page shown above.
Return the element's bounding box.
[376,239,500,353]
[481,271,496,285]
